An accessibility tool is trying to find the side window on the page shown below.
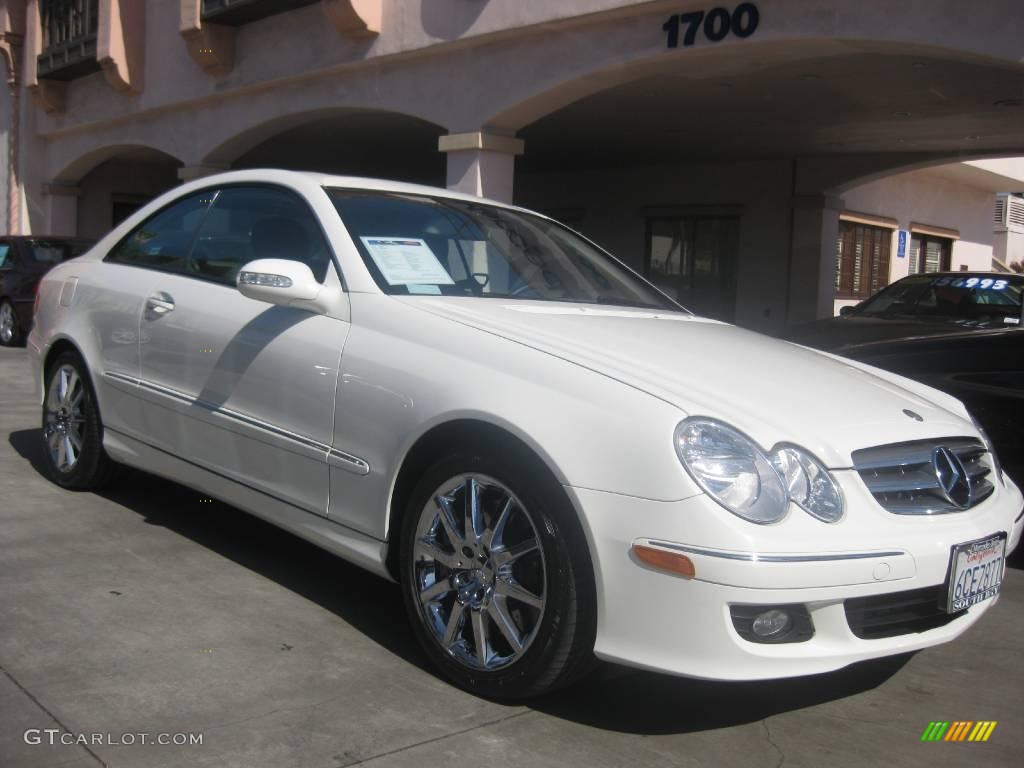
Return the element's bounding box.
[0,242,12,269]
[188,186,332,285]
[105,192,214,273]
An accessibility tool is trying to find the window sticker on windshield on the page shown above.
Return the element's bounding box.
[932,276,1009,290]
[360,237,454,286]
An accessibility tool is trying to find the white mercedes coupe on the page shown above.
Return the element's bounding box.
[28,170,1023,699]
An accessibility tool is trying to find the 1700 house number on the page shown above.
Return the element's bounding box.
[662,3,760,48]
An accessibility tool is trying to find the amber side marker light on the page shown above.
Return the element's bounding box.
[631,544,695,578]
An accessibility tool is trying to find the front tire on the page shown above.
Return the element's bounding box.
[400,446,596,700]
[42,351,118,490]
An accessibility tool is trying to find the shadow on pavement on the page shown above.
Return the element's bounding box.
[8,427,427,675]
[535,653,911,734]
[10,426,919,735]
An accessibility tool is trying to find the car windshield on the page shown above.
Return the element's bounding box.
[855,273,1023,322]
[328,189,681,311]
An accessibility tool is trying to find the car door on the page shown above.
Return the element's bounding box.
[94,191,214,437]
[131,184,349,517]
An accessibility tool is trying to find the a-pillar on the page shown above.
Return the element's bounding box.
[438,132,523,204]
[786,194,844,326]
[41,183,79,236]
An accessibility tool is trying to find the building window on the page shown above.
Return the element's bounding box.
[834,220,891,300]
[37,0,100,81]
[909,234,952,274]
[201,0,320,26]
[645,216,739,322]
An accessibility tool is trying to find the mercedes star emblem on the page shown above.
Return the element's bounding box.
[932,447,972,509]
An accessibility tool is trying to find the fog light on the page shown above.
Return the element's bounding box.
[730,604,813,644]
[751,609,792,638]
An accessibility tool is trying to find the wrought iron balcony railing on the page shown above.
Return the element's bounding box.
[37,0,100,80]
[201,0,320,27]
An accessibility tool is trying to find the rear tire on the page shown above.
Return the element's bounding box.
[400,444,596,700]
[0,299,21,347]
[42,351,119,490]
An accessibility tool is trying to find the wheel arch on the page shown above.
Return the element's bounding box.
[40,336,91,402]
[383,417,587,582]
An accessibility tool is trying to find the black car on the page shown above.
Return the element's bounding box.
[785,272,1024,350]
[785,273,1024,486]
[0,236,94,346]
[833,327,1024,486]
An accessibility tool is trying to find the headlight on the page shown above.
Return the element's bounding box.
[674,418,844,524]
[674,419,788,524]
[770,445,844,523]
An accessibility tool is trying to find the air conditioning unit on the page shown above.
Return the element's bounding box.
[994,193,1024,232]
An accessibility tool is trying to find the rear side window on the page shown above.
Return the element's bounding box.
[26,240,74,263]
[188,186,332,285]
[0,243,11,268]
[105,192,214,273]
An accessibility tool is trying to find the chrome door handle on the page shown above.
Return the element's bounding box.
[145,293,175,315]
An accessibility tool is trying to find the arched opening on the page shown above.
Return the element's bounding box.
[506,45,1024,329]
[207,110,446,186]
[56,145,183,240]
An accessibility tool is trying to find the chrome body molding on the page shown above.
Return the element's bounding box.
[102,426,391,578]
[327,449,370,475]
[647,540,907,563]
[102,370,370,476]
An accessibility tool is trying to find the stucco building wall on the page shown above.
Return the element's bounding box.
[3,0,1024,324]
[0,74,9,232]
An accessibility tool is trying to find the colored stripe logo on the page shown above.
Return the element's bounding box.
[921,721,997,742]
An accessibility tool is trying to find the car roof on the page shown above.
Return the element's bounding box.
[163,168,549,233]
[182,169,528,212]
[898,271,1022,280]
[74,169,552,265]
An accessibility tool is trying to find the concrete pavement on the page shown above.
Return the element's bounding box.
[1,345,1021,767]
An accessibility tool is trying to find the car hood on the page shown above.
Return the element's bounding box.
[398,298,975,468]
[784,315,1006,351]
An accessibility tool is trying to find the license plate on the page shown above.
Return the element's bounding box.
[946,533,1007,613]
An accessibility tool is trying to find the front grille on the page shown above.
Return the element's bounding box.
[852,437,994,515]
[845,586,964,639]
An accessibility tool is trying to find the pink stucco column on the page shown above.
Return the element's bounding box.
[439,132,523,204]
[41,183,79,236]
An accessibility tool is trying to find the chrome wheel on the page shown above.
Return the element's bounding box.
[412,474,547,671]
[0,302,15,344]
[44,364,86,473]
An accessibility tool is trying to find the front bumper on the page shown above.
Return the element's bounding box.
[568,470,1023,680]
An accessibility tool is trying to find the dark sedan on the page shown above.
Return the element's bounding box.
[0,236,93,346]
[831,327,1024,486]
[784,273,1024,486]
[785,272,1024,350]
